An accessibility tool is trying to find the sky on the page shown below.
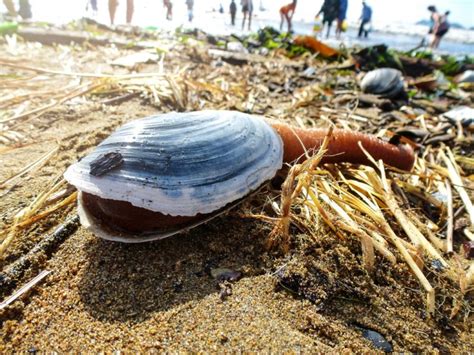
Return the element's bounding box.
[2,0,473,29]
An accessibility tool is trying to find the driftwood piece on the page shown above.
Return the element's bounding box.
[411,99,449,113]
[358,94,394,111]
[208,49,251,65]
[208,49,302,67]
[0,215,80,299]
[0,270,50,310]
[17,27,152,49]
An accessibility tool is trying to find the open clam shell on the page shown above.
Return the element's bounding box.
[360,68,404,99]
[64,110,283,242]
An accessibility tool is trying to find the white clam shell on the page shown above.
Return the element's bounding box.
[64,110,283,241]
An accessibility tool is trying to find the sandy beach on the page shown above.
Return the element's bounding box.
[0,19,473,352]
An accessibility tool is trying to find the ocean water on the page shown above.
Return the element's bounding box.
[7,0,474,55]
[285,20,474,56]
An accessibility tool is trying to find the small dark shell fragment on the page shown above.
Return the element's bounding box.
[89,152,124,177]
[360,328,393,352]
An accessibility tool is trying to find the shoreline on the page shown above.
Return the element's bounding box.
[3,1,473,53]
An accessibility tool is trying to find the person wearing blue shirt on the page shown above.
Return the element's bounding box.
[336,0,348,39]
[358,1,372,38]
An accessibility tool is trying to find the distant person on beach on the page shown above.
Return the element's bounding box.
[241,0,253,30]
[109,0,134,25]
[230,0,237,26]
[164,0,173,20]
[336,0,348,39]
[86,0,98,16]
[429,7,450,49]
[358,1,372,38]
[186,0,194,22]
[279,0,297,33]
[3,0,31,19]
[3,0,16,16]
[427,5,438,34]
[316,0,338,38]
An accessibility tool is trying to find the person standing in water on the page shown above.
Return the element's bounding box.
[185,0,194,22]
[86,0,98,17]
[429,8,450,49]
[2,0,16,16]
[279,0,297,33]
[358,1,372,38]
[163,0,173,20]
[230,0,237,26]
[336,0,348,39]
[241,0,253,31]
[109,0,134,25]
[316,0,339,38]
[3,0,32,19]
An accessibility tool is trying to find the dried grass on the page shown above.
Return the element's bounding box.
[0,57,189,148]
[266,142,473,316]
[0,176,75,257]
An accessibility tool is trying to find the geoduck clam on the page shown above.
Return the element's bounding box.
[64,110,415,243]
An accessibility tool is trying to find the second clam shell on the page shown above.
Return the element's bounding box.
[360,68,404,98]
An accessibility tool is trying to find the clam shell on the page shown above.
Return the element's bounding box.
[64,110,283,241]
[360,68,404,98]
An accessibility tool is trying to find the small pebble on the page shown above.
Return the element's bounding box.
[173,281,183,293]
[431,259,444,272]
[361,328,393,352]
[220,334,229,344]
[219,284,233,301]
[463,241,474,259]
[211,268,242,282]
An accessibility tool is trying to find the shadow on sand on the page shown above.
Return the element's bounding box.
[78,214,271,323]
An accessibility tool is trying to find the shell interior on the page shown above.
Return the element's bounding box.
[76,191,249,243]
[64,110,283,221]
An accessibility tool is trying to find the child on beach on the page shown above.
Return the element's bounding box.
[279,0,297,33]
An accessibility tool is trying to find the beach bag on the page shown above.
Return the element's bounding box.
[313,16,323,33]
[341,20,348,32]
[363,21,372,32]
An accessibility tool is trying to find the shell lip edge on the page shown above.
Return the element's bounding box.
[76,189,259,243]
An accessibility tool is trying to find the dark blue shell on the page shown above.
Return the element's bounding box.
[360,68,404,98]
[64,110,283,216]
